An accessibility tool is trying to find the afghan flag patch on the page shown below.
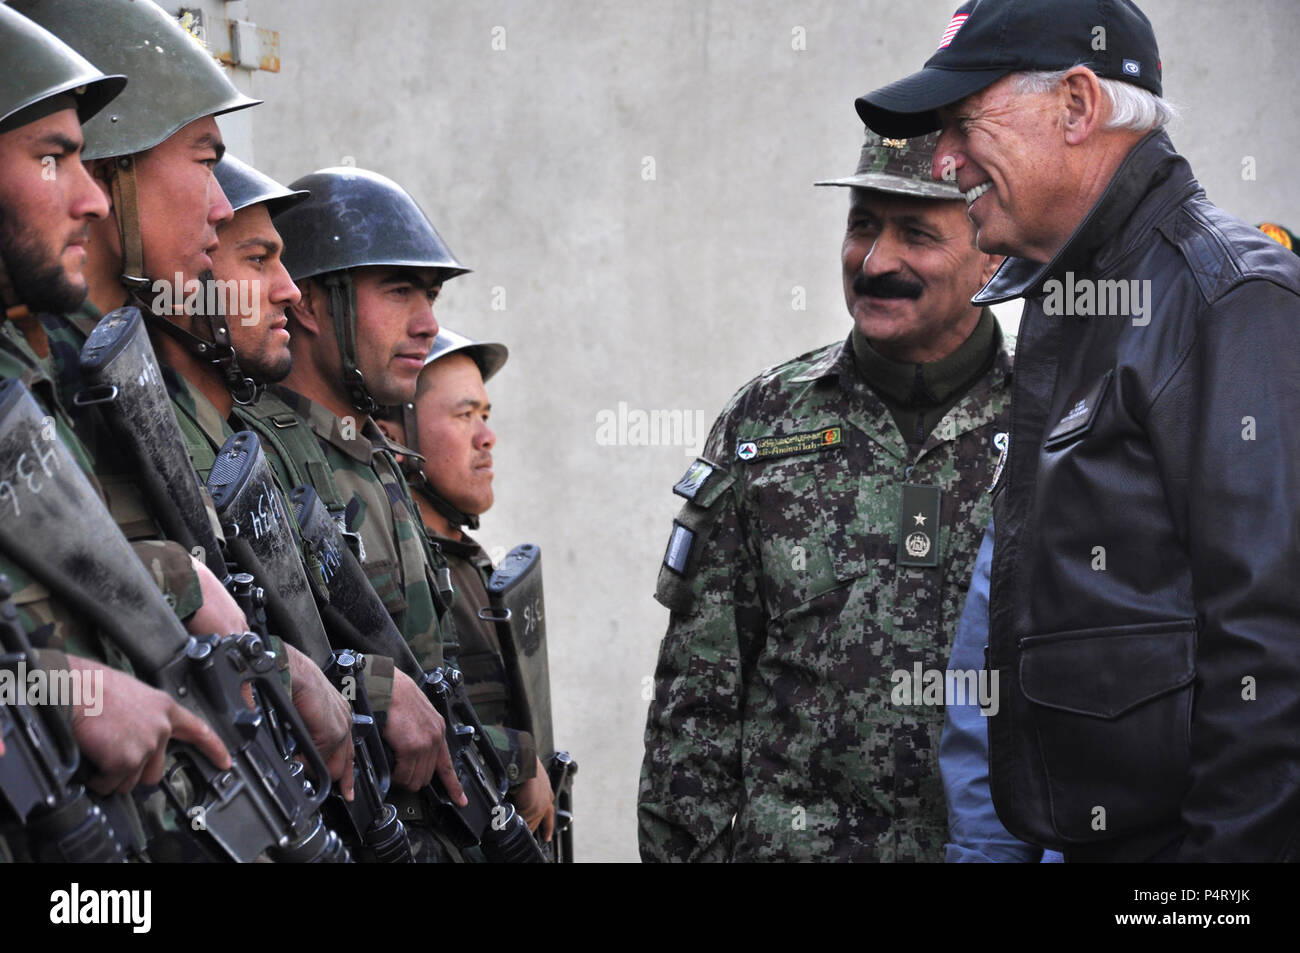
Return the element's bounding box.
[736,425,844,462]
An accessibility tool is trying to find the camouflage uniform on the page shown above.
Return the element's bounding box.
[0,322,202,858]
[235,385,450,668]
[434,531,537,787]
[0,321,202,655]
[638,329,1011,862]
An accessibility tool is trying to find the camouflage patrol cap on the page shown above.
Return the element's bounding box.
[814,129,961,201]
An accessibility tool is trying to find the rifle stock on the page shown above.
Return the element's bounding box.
[0,377,348,862]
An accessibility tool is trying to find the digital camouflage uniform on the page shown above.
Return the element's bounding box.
[434,532,537,788]
[639,331,1011,862]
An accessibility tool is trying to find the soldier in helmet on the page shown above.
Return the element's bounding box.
[377,330,556,839]
[245,167,465,670]
[12,0,361,823]
[0,3,235,858]
[638,130,1009,861]
[188,154,464,804]
[237,166,475,850]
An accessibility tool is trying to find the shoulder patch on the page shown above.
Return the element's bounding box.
[737,425,843,462]
[662,521,695,575]
[673,458,717,501]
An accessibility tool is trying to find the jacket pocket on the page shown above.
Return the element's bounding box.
[752,453,869,620]
[1018,618,1195,841]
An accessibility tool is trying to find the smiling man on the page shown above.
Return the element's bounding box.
[858,0,1300,862]
[638,130,1009,862]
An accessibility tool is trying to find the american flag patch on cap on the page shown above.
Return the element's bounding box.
[937,12,968,49]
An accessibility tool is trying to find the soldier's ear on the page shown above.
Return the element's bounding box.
[288,279,322,337]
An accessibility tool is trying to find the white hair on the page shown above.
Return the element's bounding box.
[1012,67,1179,132]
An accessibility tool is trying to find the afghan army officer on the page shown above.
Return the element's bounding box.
[638,130,1009,861]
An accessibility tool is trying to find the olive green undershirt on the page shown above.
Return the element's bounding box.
[852,307,998,449]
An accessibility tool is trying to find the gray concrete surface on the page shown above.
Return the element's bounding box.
[195,0,1300,861]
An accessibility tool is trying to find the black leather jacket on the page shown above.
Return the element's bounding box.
[975,130,1300,861]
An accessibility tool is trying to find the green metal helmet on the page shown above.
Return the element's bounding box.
[273,167,468,415]
[423,328,508,383]
[275,167,469,285]
[10,0,259,160]
[214,154,309,217]
[0,3,125,132]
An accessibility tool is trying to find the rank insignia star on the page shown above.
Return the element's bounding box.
[913,512,927,526]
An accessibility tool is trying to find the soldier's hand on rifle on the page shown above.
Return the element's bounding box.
[513,755,555,841]
[387,668,468,805]
[285,645,355,802]
[65,655,231,795]
[187,557,249,636]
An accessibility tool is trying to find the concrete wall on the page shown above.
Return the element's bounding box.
[199,0,1298,861]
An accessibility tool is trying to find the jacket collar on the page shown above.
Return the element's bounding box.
[430,530,492,568]
[973,130,1195,305]
[787,323,1012,460]
[850,307,999,407]
[163,364,233,449]
[273,384,379,464]
[790,314,1009,394]
[789,338,849,384]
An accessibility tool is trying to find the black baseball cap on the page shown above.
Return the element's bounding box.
[857,0,1162,138]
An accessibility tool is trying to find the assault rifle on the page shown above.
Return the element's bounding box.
[291,485,545,862]
[484,544,577,861]
[1,375,348,862]
[76,307,418,857]
[76,306,331,666]
[0,576,125,862]
[321,649,413,862]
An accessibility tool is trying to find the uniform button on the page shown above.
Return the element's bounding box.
[506,763,520,782]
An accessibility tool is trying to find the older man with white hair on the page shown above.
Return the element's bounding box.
[859,0,1300,862]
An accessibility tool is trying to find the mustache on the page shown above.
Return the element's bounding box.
[853,272,923,300]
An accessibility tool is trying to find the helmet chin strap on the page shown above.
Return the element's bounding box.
[395,399,479,531]
[111,156,260,405]
[323,271,378,416]
[413,476,480,532]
